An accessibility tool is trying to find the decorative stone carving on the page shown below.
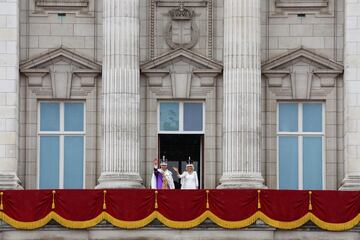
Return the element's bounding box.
[20,47,101,98]
[262,47,343,99]
[165,3,199,50]
[141,48,222,99]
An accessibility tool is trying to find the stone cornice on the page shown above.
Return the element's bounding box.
[261,47,343,72]
[141,48,223,71]
[20,47,101,72]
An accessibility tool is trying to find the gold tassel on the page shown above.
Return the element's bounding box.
[155,191,158,209]
[0,192,3,211]
[206,190,210,209]
[308,191,313,211]
[51,190,56,210]
[103,190,107,210]
[257,190,261,209]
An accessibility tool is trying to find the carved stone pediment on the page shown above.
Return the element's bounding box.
[262,47,343,99]
[141,48,222,98]
[20,47,101,98]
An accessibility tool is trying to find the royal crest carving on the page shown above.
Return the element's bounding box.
[165,3,199,50]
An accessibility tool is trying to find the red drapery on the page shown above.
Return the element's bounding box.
[0,189,359,231]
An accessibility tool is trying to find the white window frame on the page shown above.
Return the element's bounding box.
[37,101,86,189]
[157,101,205,134]
[276,102,325,190]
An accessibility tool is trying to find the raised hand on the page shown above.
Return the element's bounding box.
[173,167,179,173]
[153,158,159,167]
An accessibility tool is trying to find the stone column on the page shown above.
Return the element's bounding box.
[0,0,21,189]
[340,0,360,190]
[218,0,265,188]
[96,0,143,188]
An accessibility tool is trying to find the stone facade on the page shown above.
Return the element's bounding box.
[0,0,352,190]
[1,0,360,237]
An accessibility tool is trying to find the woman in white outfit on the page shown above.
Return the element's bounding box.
[173,161,198,189]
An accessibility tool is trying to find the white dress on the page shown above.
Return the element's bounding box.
[178,171,199,189]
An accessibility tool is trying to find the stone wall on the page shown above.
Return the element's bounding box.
[15,0,346,189]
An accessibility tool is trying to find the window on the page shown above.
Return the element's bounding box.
[277,102,324,190]
[38,102,85,189]
[158,102,204,133]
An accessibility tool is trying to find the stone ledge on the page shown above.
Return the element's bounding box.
[275,0,328,9]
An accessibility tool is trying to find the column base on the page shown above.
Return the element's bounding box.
[218,173,266,189]
[96,173,144,189]
[339,175,360,190]
[0,172,23,190]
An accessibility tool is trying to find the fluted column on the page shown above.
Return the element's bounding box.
[0,0,22,189]
[96,0,143,188]
[340,0,360,190]
[218,0,265,188]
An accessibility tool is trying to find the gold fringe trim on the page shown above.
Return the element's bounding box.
[51,190,56,210]
[105,212,156,229]
[259,212,310,229]
[0,210,359,231]
[157,211,208,229]
[103,190,107,210]
[208,211,258,229]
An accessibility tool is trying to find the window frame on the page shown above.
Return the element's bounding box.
[157,101,205,134]
[276,102,325,190]
[37,101,86,189]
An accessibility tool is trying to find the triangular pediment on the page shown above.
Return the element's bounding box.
[20,47,101,72]
[262,47,343,73]
[141,48,223,72]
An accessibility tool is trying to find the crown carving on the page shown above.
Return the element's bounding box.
[169,4,195,20]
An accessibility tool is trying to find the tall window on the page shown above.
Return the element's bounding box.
[38,102,85,189]
[277,102,324,190]
[158,102,204,134]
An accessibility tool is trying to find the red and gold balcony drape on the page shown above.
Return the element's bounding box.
[0,189,359,231]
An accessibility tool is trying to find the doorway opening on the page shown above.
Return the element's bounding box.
[158,134,203,189]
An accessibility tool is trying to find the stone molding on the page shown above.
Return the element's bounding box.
[275,0,328,9]
[34,0,91,15]
[20,47,101,98]
[20,47,101,71]
[141,48,223,71]
[274,0,330,15]
[141,48,222,98]
[262,47,343,99]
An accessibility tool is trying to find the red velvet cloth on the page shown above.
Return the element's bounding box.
[1,189,360,229]
[157,190,206,221]
[209,190,257,221]
[261,190,309,222]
